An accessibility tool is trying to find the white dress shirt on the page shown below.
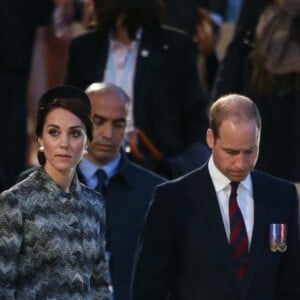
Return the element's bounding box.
[208,156,254,247]
[104,29,142,133]
[78,154,121,189]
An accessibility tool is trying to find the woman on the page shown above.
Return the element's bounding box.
[0,86,112,299]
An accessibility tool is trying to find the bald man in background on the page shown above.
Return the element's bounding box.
[78,83,165,300]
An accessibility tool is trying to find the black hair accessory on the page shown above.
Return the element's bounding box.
[38,85,91,110]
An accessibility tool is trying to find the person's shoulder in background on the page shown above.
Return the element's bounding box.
[124,160,166,186]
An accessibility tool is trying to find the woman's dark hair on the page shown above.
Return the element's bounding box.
[35,98,93,165]
[93,0,165,39]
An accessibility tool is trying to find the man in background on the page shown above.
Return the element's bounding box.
[65,0,210,179]
[78,83,165,300]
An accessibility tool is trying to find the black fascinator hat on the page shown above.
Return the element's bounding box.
[38,85,91,111]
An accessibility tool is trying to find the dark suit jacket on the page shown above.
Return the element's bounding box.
[131,164,300,300]
[65,26,209,178]
[79,154,165,300]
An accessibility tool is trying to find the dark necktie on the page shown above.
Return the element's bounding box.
[229,181,249,282]
[95,169,111,252]
[95,169,107,197]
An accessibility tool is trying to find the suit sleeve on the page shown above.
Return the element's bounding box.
[0,192,23,299]
[131,185,175,299]
[165,35,210,176]
[276,184,300,299]
[180,37,208,145]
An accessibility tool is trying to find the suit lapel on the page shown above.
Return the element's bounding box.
[95,32,109,81]
[187,166,236,288]
[242,171,269,296]
[133,28,163,124]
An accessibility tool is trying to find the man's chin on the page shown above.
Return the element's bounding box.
[229,172,247,182]
[94,143,114,152]
[95,152,113,162]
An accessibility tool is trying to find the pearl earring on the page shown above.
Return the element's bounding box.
[39,145,44,152]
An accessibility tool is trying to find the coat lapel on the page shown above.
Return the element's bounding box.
[133,28,164,124]
[187,166,236,289]
[95,32,109,81]
[241,171,269,296]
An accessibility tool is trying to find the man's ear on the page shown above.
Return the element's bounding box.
[206,128,214,149]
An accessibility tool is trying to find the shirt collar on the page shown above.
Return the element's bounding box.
[78,154,121,181]
[208,156,252,192]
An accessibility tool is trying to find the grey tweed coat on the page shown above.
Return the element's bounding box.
[0,167,112,300]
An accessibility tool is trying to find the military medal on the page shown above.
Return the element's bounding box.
[278,223,288,252]
[270,224,287,253]
[270,240,279,252]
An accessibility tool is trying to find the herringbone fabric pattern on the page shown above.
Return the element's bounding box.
[95,169,107,197]
[0,168,112,299]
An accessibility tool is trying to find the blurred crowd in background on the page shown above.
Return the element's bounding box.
[1,0,300,192]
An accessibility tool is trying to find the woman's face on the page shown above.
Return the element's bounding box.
[38,108,88,177]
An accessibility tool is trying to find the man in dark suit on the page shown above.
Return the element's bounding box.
[77,83,165,300]
[65,0,210,179]
[131,94,300,299]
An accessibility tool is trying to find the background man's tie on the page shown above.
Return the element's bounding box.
[229,181,249,282]
[95,169,107,197]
